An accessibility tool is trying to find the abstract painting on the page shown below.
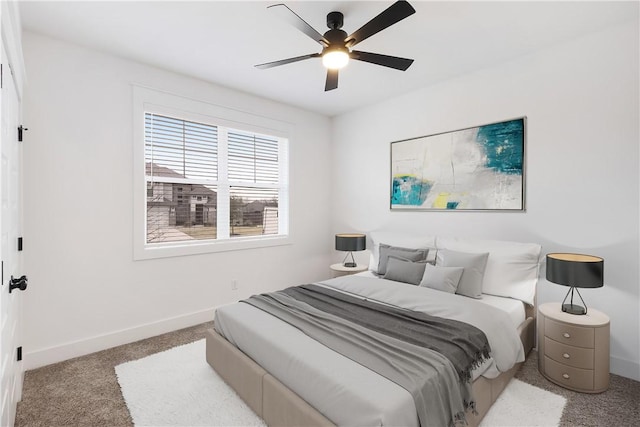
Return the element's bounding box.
[390,118,525,211]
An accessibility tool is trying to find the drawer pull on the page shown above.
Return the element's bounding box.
[563,353,571,359]
[562,373,570,379]
[563,332,571,339]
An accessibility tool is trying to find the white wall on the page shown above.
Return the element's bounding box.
[21,32,332,368]
[331,21,639,380]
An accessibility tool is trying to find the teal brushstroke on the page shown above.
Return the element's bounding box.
[391,176,432,206]
[476,119,524,175]
[446,201,459,209]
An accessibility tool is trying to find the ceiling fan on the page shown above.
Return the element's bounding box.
[255,0,416,91]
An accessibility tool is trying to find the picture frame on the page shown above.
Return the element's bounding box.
[390,117,526,211]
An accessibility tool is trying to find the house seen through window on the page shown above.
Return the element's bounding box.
[144,113,285,245]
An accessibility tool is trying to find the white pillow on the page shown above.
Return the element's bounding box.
[436,237,542,305]
[370,231,436,272]
[419,264,464,294]
[436,249,489,299]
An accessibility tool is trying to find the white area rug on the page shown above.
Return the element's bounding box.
[479,378,566,426]
[116,340,265,426]
[116,339,566,427]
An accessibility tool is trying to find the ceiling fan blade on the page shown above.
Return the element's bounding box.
[350,50,414,71]
[255,53,321,69]
[345,0,416,48]
[268,4,329,47]
[325,69,339,91]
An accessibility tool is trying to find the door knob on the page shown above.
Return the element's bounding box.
[9,275,27,293]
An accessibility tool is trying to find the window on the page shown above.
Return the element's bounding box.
[145,113,218,243]
[133,86,290,259]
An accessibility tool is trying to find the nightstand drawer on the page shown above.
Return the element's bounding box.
[544,337,594,369]
[545,318,594,348]
[544,355,594,391]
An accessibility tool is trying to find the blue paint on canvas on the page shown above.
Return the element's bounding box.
[391,176,432,206]
[446,201,459,209]
[476,119,524,175]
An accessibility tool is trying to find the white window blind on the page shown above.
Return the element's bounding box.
[145,113,218,181]
[144,112,286,245]
[228,130,279,184]
[227,129,280,236]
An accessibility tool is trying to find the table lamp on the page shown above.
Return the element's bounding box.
[335,233,366,268]
[546,253,604,315]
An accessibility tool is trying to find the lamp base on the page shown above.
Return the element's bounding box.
[341,251,357,269]
[562,303,586,315]
[561,286,588,315]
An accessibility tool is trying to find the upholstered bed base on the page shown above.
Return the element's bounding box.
[206,314,535,427]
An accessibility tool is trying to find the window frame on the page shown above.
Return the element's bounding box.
[133,85,291,260]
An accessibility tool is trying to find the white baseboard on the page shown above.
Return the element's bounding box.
[24,308,215,370]
[610,355,640,381]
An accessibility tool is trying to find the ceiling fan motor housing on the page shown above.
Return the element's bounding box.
[323,29,348,48]
[324,11,348,53]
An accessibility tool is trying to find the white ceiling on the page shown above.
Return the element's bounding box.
[19,1,636,117]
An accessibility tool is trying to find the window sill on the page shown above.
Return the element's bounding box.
[133,235,291,260]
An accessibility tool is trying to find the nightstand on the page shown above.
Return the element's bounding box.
[538,302,610,393]
[330,263,368,278]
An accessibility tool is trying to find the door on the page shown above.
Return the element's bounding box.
[0,42,24,427]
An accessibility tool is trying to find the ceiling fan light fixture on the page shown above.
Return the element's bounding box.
[322,49,349,69]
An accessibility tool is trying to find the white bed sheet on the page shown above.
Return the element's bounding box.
[355,271,526,330]
[478,294,525,330]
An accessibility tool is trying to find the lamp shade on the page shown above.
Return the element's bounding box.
[546,253,604,288]
[335,234,366,252]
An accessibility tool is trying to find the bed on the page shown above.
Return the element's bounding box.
[206,234,542,427]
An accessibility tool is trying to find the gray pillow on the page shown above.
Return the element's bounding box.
[436,249,489,298]
[419,264,464,294]
[377,244,429,275]
[383,256,427,285]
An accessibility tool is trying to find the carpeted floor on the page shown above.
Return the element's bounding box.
[15,322,640,427]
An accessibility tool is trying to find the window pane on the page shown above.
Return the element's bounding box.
[229,186,278,238]
[145,113,218,181]
[228,130,279,183]
[147,182,217,243]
